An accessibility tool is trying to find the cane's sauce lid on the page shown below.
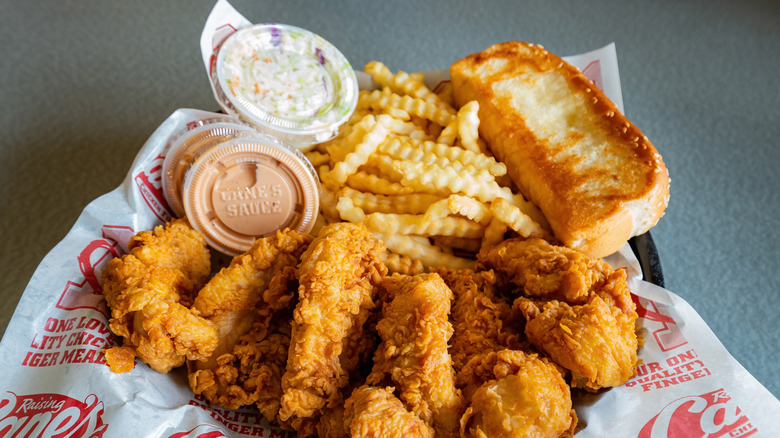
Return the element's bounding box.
[181,134,319,255]
[162,117,255,218]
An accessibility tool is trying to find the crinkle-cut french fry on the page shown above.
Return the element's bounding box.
[377,138,506,177]
[319,184,341,222]
[336,196,366,223]
[434,81,456,108]
[360,88,455,127]
[409,72,425,83]
[348,107,375,122]
[422,198,452,219]
[507,193,550,232]
[324,115,393,188]
[447,194,492,225]
[340,187,444,215]
[425,120,443,139]
[432,236,483,254]
[364,211,484,239]
[364,154,406,183]
[304,150,329,167]
[345,171,415,195]
[393,160,512,203]
[456,101,481,154]
[364,61,398,89]
[372,231,475,270]
[481,216,509,248]
[384,119,429,140]
[423,194,492,227]
[437,118,458,145]
[355,90,411,120]
[378,139,494,181]
[324,114,377,163]
[489,197,547,238]
[364,61,453,112]
[382,251,425,275]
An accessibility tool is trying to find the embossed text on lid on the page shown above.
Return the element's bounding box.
[181,135,319,256]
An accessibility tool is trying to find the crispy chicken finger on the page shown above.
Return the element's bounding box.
[477,236,627,305]
[368,273,465,437]
[434,268,525,375]
[515,294,638,391]
[188,229,312,425]
[344,386,433,438]
[279,222,387,435]
[101,218,216,373]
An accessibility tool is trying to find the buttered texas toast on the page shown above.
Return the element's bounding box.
[450,41,670,258]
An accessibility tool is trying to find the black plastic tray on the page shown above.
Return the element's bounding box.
[628,232,664,288]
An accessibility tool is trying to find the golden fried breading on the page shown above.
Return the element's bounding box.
[477,237,627,304]
[475,235,638,391]
[192,229,313,318]
[279,222,387,435]
[515,294,638,391]
[368,273,465,437]
[344,386,433,438]
[101,219,216,373]
[460,350,577,438]
[434,268,525,374]
[315,405,348,438]
[188,229,312,425]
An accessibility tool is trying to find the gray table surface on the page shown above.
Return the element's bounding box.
[1,0,778,402]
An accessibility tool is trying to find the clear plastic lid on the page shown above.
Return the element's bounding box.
[180,133,320,256]
[213,23,358,150]
[161,116,255,218]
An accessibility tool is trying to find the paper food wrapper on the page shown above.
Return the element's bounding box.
[1,1,778,436]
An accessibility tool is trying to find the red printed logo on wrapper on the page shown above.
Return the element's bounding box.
[633,293,688,352]
[0,392,107,437]
[639,388,758,438]
[208,24,239,79]
[168,424,227,438]
[134,153,174,222]
[581,60,603,92]
[57,225,135,318]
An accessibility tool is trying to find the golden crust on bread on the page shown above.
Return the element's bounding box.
[450,41,670,257]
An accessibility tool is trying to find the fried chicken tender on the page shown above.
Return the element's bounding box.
[477,237,628,304]
[515,294,638,391]
[477,236,639,391]
[434,268,524,375]
[101,219,216,373]
[343,386,433,438]
[368,273,465,437]
[279,222,387,435]
[459,350,577,438]
[187,229,312,426]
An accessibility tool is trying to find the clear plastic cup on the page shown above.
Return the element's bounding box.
[180,133,320,256]
[161,116,256,218]
[212,23,358,150]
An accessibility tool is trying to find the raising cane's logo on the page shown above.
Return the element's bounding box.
[0,392,107,437]
[639,388,757,438]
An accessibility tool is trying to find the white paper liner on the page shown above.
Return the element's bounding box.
[0,1,777,436]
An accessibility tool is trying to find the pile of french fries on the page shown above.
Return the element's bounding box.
[305,61,550,274]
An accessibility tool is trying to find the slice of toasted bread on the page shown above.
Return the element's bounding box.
[451,41,669,258]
